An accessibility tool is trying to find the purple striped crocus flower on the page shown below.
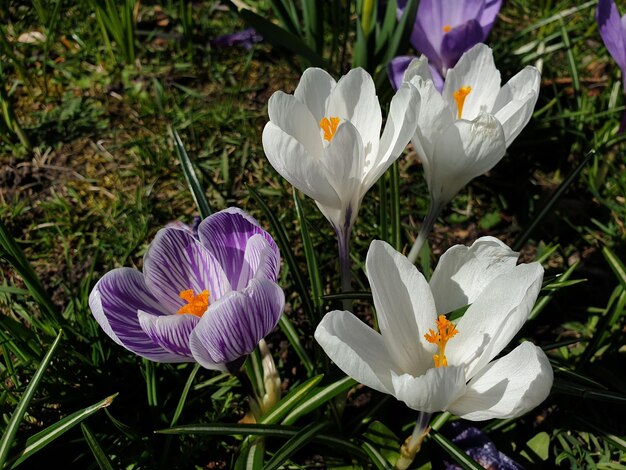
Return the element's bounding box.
[89,208,284,371]
[596,0,626,132]
[389,0,502,91]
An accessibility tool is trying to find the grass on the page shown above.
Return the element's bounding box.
[1,0,626,468]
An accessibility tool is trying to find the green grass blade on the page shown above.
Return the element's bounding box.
[278,315,314,374]
[244,347,265,399]
[0,330,63,467]
[529,262,579,320]
[603,247,626,290]
[293,192,323,317]
[429,429,484,470]
[361,441,393,470]
[170,364,201,427]
[171,128,212,218]
[80,423,114,470]
[247,186,316,323]
[156,423,368,459]
[9,393,118,468]
[282,376,356,425]
[259,374,323,424]
[234,436,265,470]
[264,421,328,470]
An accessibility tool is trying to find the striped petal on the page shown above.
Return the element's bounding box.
[89,268,188,363]
[138,311,199,358]
[143,227,231,313]
[198,208,280,289]
[189,278,285,370]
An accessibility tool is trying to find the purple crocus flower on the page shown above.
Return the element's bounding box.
[211,28,263,50]
[89,207,284,371]
[389,0,502,91]
[596,0,626,132]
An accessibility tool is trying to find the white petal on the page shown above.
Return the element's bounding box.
[448,342,553,421]
[429,236,519,314]
[391,366,467,413]
[267,91,323,159]
[294,67,337,123]
[446,262,544,379]
[314,310,395,395]
[493,66,541,147]
[429,113,506,204]
[361,83,420,193]
[319,121,364,214]
[403,56,434,84]
[408,75,455,191]
[366,240,437,376]
[326,68,382,160]
[442,44,501,121]
[262,122,341,208]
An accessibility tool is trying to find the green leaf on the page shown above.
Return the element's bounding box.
[265,421,329,470]
[9,393,117,468]
[0,330,63,467]
[234,436,265,470]
[259,375,323,424]
[361,441,393,470]
[520,432,550,462]
[602,246,626,290]
[239,9,325,68]
[81,423,115,470]
[429,429,484,470]
[278,315,314,375]
[170,364,201,427]
[171,128,212,218]
[156,423,367,460]
[363,421,400,466]
[282,376,356,425]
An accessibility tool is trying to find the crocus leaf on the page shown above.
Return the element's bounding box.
[361,441,393,470]
[259,374,323,424]
[81,423,115,470]
[264,421,329,470]
[429,429,485,470]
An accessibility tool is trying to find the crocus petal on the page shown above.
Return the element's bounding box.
[443,44,501,121]
[294,67,336,123]
[362,83,420,193]
[429,236,519,314]
[448,342,553,420]
[388,56,415,91]
[479,0,503,37]
[391,366,467,413]
[440,19,484,70]
[366,241,437,376]
[597,0,626,70]
[429,113,506,204]
[315,310,395,395]
[198,208,280,289]
[446,262,544,379]
[410,0,445,71]
[189,278,284,370]
[267,91,324,159]
[492,66,541,146]
[138,311,199,357]
[89,268,188,362]
[326,68,382,159]
[404,56,435,84]
[238,234,280,287]
[143,228,231,313]
[262,122,341,208]
[318,121,364,217]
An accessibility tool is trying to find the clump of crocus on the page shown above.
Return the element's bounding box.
[89,208,284,371]
[389,0,502,91]
[596,0,626,132]
[315,237,553,420]
[211,28,262,50]
[403,43,540,262]
[262,67,419,300]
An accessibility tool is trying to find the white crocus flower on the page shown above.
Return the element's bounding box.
[263,67,419,260]
[405,44,540,263]
[406,43,540,206]
[315,237,553,420]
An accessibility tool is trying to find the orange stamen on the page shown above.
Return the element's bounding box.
[177,289,210,317]
[424,315,459,368]
[453,86,472,119]
[443,24,452,33]
[320,116,340,141]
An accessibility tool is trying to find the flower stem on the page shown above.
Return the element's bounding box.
[407,201,443,265]
[395,411,432,470]
[337,226,353,312]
